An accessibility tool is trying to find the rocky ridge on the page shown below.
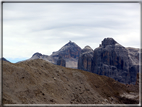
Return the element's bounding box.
[91,38,139,84]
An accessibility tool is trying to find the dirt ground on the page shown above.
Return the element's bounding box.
[2,59,140,105]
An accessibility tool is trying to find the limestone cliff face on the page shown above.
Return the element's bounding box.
[57,56,66,67]
[91,38,139,84]
[78,46,93,72]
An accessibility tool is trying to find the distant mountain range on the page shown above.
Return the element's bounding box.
[2,38,141,84]
[2,37,140,104]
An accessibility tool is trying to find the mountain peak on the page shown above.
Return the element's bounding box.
[65,40,77,47]
[101,38,117,48]
[83,45,93,50]
[32,52,42,57]
[52,41,81,59]
[81,45,93,55]
[58,41,80,52]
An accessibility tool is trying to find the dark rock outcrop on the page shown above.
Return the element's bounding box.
[57,56,66,67]
[78,46,93,72]
[91,38,139,84]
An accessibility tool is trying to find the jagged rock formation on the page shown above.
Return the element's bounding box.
[3,59,139,104]
[78,46,93,72]
[30,41,81,69]
[57,56,66,67]
[91,38,139,84]
[51,41,81,68]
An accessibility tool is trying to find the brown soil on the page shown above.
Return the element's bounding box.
[2,59,139,104]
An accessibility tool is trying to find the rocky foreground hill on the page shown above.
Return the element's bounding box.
[3,59,139,104]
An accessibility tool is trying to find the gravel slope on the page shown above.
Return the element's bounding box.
[3,59,139,104]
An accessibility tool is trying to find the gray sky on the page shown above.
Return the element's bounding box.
[3,3,140,63]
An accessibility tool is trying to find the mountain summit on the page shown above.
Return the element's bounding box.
[51,41,81,59]
[51,41,81,68]
[101,38,117,48]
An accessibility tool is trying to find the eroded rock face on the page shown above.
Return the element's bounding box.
[57,56,66,67]
[78,46,93,72]
[91,38,139,84]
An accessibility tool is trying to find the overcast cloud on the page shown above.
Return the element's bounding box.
[3,3,140,63]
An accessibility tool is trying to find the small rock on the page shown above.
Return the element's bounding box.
[50,99,54,102]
